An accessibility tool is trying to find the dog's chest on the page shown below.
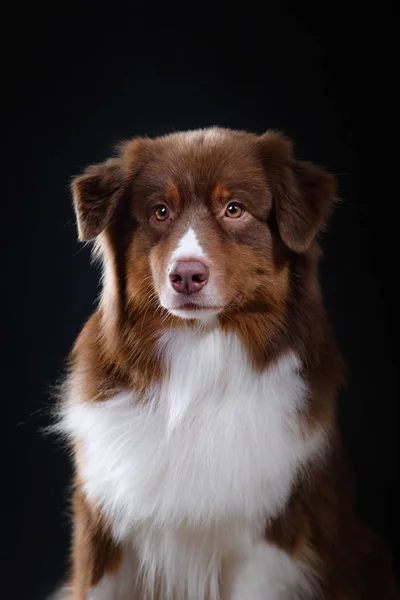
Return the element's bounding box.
[65,327,324,538]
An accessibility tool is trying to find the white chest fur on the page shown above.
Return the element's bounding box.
[62,326,326,599]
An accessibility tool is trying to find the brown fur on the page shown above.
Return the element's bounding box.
[62,128,398,598]
[211,183,232,202]
[266,436,398,599]
[70,480,122,597]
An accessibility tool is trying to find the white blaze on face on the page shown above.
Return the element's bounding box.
[155,226,220,320]
[163,227,217,320]
[168,227,208,274]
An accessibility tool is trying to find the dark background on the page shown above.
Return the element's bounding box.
[3,2,398,598]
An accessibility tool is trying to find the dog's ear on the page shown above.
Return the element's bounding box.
[259,132,337,253]
[71,158,125,241]
[71,140,145,241]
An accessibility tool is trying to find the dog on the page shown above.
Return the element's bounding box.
[54,127,398,599]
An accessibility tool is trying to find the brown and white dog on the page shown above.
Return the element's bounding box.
[54,128,398,599]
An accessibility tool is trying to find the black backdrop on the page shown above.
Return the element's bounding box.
[3,2,398,598]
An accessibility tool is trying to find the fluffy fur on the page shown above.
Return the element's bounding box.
[52,127,398,599]
[60,335,324,598]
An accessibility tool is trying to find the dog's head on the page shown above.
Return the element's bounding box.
[72,128,336,324]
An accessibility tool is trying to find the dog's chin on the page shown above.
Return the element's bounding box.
[168,306,223,321]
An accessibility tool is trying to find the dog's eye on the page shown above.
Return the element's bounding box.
[154,205,170,221]
[225,203,244,219]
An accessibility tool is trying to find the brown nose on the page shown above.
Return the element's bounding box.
[169,260,209,294]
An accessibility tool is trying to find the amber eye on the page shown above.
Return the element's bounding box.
[225,202,244,219]
[154,204,170,221]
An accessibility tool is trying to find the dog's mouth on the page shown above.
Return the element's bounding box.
[176,302,222,311]
[166,298,224,319]
[167,290,223,312]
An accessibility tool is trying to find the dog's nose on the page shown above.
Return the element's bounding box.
[169,261,209,294]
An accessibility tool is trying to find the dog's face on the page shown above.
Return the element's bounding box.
[72,128,336,323]
[129,129,285,321]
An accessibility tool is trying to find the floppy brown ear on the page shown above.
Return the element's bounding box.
[71,158,125,241]
[260,132,337,253]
